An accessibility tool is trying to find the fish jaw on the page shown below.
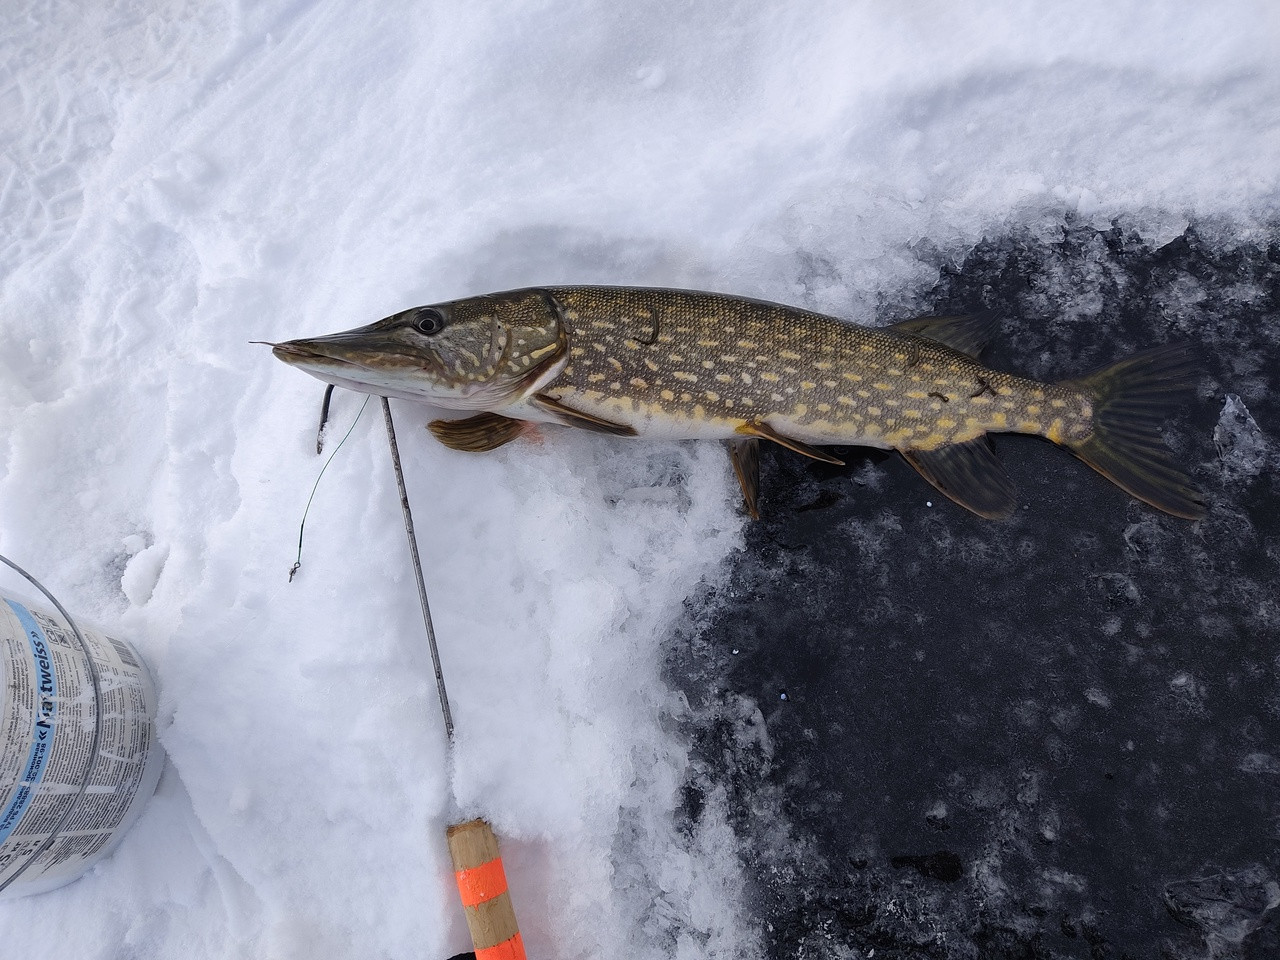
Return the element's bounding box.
[269,333,458,403]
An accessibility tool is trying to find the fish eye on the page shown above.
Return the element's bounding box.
[412,308,445,336]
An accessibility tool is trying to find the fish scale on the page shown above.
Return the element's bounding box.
[543,287,1091,452]
[270,285,1205,520]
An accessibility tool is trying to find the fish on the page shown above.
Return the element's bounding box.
[268,286,1206,520]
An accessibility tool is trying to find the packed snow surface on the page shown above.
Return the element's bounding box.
[1,1,1277,957]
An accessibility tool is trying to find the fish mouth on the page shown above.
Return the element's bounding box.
[265,340,362,368]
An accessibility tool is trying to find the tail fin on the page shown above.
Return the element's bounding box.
[1061,343,1207,519]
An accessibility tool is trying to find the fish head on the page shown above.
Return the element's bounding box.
[269,289,567,408]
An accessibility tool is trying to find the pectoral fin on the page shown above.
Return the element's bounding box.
[728,438,761,519]
[532,393,638,436]
[900,436,1016,519]
[736,421,845,465]
[428,412,531,452]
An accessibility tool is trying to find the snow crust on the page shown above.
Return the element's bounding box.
[1,1,1277,957]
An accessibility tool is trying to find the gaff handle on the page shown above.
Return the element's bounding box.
[447,820,526,959]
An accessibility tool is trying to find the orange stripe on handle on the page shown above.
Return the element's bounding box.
[448,820,524,958]
[475,932,525,960]
[455,857,508,908]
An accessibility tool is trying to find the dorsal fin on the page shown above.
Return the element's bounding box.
[890,313,999,358]
[900,435,1016,518]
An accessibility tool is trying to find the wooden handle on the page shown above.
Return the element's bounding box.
[447,820,525,959]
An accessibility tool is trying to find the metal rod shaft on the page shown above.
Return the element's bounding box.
[381,397,455,740]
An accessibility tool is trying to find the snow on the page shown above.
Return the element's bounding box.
[0,1,1277,957]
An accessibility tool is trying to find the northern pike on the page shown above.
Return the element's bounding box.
[269,287,1206,520]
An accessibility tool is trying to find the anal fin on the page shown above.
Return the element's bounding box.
[428,412,530,452]
[728,438,761,519]
[532,393,638,437]
[900,436,1016,519]
[736,421,845,465]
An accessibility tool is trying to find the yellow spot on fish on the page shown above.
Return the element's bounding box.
[608,358,623,372]
[868,406,881,416]
[760,371,780,382]
[838,396,855,406]
[771,392,784,402]
[705,390,720,402]
[860,344,874,354]
[716,373,732,383]
[669,353,685,362]
[702,360,715,369]
[1027,404,1041,415]
[681,392,692,402]
[737,339,758,350]
[661,389,675,401]
[991,412,1007,427]
[815,361,834,371]
[588,373,605,383]
[1032,389,1045,400]
[1020,420,1041,432]
[570,347,585,358]
[842,372,863,383]
[794,403,809,416]
[801,381,816,390]
[874,382,892,391]
[817,402,831,413]
[1051,398,1066,408]
[644,358,659,372]
[1046,418,1065,443]
[857,389,871,398]
[611,381,622,391]
[698,338,720,347]
[674,371,697,382]
[631,377,648,389]
[780,350,802,361]
[719,354,739,363]
[906,390,927,400]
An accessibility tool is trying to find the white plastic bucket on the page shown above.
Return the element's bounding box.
[0,585,164,899]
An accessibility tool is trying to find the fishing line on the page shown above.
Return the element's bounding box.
[290,394,371,581]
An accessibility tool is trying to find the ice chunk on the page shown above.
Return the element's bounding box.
[1214,394,1271,485]
[1164,866,1280,954]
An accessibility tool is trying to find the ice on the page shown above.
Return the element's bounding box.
[1215,394,1271,485]
[0,0,1278,957]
